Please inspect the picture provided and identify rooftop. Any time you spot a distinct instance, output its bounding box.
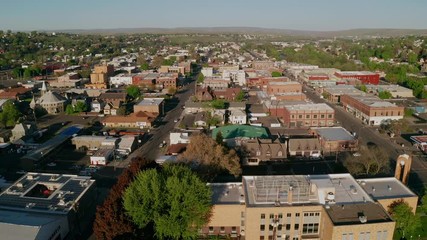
[0,172,94,214]
[357,177,416,200]
[312,127,356,141]
[325,202,392,225]
[349,95,399,108]
[242,174,373,207]
[211,125,269,139]
[336,71,378,76]
[285,103,334,112]
[210,183,244,205]
[136,98,164,106]
[323,85,364,95]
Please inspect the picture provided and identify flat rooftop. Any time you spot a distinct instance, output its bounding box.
[242,174,373,207]
[284,103,334,111]
[268,81,301,86]
[357,177,416,200]
[210,183,244,205]
[336,71,378,76]
[0,173,94,214]
[349,95,398,108]
[312,127,355,141]
[324,85,364,95]
[325,202,392,225]
[136,98,164,106]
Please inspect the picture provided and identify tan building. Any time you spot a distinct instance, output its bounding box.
[252,61,275,70]
[101,111,157,128]
[86,64,114,89]
[310,127,358,153]
[202,173,417,240]
[133,98,164,115]
[158,65,185,75]
[341,94,404,126]
[282,103,335,128]
[267,81,302,95]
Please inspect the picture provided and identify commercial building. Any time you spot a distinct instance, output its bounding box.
[86,64,114,89]
[90,148,114,165]
[282,103,335,128]
[0,173,96,240]
[267,81,302,95]
[202,173,417,240]
[334,71,380,85]
[341,94,404,126]
[222,70,246,86]
[211,125,270,147]
[322,85,364,103]
[110,73,134,86]
[101,111,157,128]
[158,65,185,75]
[252,61,275,70]
[366,85,414,98]
[133,98,165,115]
[310,127,358,153]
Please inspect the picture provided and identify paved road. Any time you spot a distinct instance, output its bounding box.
[112,80,196,168]
[303,85,427,190]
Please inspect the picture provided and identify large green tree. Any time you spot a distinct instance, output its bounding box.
[378,90,392,99]
[123,165,212,240]
[0,100,21,127]
[388,200,421,239]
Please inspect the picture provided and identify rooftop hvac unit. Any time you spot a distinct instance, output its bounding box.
[359,215,368,223]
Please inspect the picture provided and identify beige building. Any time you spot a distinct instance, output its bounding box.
[133,98,164,115]
[202,174,417,240]
[86,64,114,89]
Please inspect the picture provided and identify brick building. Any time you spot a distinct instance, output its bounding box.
[280,103,335,128]
[340,94,404,126]
[267,81,302,95]
[334,71,380,85]
[133,98,164,115]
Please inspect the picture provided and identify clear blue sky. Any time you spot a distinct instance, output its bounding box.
[1,0,426,31]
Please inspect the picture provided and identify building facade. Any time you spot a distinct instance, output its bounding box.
[282,103,335,128]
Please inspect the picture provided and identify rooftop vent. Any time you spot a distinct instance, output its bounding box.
[350,185,358,194]
[274,200,281,207]
[359,215,368,223]
[372,186,376,192]
[26,203,35,208]
[388,185,392,191]
[27,175,34,180]
[50,174,60,181]
[16,182,24,188]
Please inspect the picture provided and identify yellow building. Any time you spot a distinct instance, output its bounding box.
[203,174,417,240]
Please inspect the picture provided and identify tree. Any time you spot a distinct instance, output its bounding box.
[197,73,204,83]
[126,85,141,99]
[235,90,245,102]
[356,84,367,92]
[388,200,421,239]
[271,71,282,77]
[344,145,389,176]
[116,106,126,116]
[140,63,150,70]
[179,134,241,178]
[65,105,74,115]
[0,101,21,127]
[210,99,226,109]
[94,158,155,240]
[74,101,88,113]
[378,90,392,99]
[168,87,177,95]
[123,165,212,240]
[215,131,223,145]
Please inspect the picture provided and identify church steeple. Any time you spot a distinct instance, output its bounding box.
[41,81,48,95]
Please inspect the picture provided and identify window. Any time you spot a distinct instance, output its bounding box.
[261,214,265,219]
[315,213,320,216]
[291,115,295,119]
[278,151,283,157]
[286,224,291,230]
[256,151,261,156]
[328,114,332,118]
[377,230,388,240]
[321,114,325,118]
[260,225,265,231]
[269,225,274,231]
[287,213,291,217]
[277,224,282,231]
[294,224,299,230]
[302,223,319,234]
[313,115,317,119]
[209,226,214,233]
[306,114,310,119]
[359,232,370,240]
[296,213,300,217]
[260,237,265,240]
[220,227,225,233]
[299,115,303,119]
[270,214,274,219]
[278,213,283,219]
[231,227,237,233]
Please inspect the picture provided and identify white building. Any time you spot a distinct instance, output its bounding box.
[110,73,134,86]
[201,67,213,77]
[90,148,114,165]
[170,132,190,145]
[117,136,138,156]
[0,173,95,240]
[229,109,247,124]
[222,70,246,86]
[91,99,105,113]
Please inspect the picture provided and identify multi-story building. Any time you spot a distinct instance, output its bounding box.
[334,71,380,85]
[222,70,246,86]
[241,138,287,165]
[202,173,417,240]
[86,64,114,89]
[229,109,247,124]
[322,85,364,103]
[201,67,214,77]
[0,173,96,240]
[158,65,185,75]
[110,73,135,86]
[340,94,404,126]
[267,81,302,95]
[281,103,335,128]
[202,78,230,90]
[310,127,358,153]
[365,84,414,98]
[252,61,275,70]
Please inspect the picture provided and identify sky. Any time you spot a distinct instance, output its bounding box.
[1,0,426,31]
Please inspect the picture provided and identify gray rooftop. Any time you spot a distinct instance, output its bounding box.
[136,98,164,106]
[312,127,356,141]
[357,177,416,200]
[210,183,244,205]
[0,173,94,214]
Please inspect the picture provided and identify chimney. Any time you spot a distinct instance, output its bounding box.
[288,186,293,204]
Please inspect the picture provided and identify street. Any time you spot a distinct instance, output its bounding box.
[303,85,427,190]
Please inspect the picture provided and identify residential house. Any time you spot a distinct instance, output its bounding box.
[0,87,32,100]
[241,138,287,165]
[229,109,247,124]
[170,132,191,145]
[91,99,105,113]
[214,87,242,101]
[194,112,208,127]
[211,125,270,147]
[98,92,127,115]
[288,138,321,158]
[195,87,214,101]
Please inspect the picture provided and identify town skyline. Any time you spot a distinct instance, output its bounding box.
[1,0,427,31]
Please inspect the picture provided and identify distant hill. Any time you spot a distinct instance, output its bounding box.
[50,27,427,37]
